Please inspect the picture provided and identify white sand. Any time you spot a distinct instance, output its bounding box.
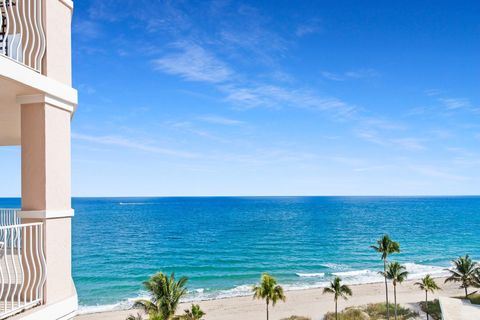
[75,277,463,320]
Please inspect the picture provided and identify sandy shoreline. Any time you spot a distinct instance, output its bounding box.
[75,277,464,320]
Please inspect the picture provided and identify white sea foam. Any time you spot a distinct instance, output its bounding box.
[296,272,325,278]
[332,269,383,284]
[320,263,350,271]
[78,300,132,314]
[77,293,150,314]
[403,263,450,279]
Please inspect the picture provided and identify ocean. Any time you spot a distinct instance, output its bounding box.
[1,196,479,312]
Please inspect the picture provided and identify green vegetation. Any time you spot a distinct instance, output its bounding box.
[281,316,311,320]
[414,275,440,320]
[323,303,418,320]
[180,304,206,320]
[371,234,400,320]
[323,277,353,320]
[467,293,480,305]
[128,272,189,320]
[455,293,480,305]
[419,299,441,320]
[126,314,144,320]
[445,255,478,298]
[324,308,369,320]
[253,273,286,320]
[381,262,408,320]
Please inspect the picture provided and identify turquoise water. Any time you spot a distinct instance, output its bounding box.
[1,197,480,311]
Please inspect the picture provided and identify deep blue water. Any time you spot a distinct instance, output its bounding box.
[1,196,480,310]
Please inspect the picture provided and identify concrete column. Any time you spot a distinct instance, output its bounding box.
[19,99,76,305]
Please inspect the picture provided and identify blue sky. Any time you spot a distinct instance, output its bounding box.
[2,0,480,196]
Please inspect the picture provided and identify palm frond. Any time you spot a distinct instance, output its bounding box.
[133,299,158,314]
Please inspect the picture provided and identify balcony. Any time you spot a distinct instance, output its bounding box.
[0,0,46,73]
[0,209,47,319]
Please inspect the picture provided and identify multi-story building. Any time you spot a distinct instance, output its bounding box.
[0,0,77,319]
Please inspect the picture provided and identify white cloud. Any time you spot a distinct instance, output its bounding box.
[73,20,102,39]
[78,84,96,95]
[222,84,356,118]
[296,19,322,37]
[198,115,244,126]
[321,72,345,81]
[354,165,393,172]
[409,165,469,181]
[424,89,442,96]
[72,133,197,158]
[392,138,426,151]
[439,98,471,110]
[321,69,379,81]
[354,129,386,146]
[153,42,233,83]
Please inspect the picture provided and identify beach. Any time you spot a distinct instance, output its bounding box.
[75,277,463,320]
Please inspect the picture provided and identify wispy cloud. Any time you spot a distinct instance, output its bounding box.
[439,98,471,110]
[222,84,357,118]
[354,129,427,151]
[409,165,469,181]
[354,129,386,146]
[391,138,426,151]
[321,69,379,81]
[72,133,197,158]
[73,20,102,39]
[429,129,453,139]
[354,165,394,172]
[424,89,442,96]
[198,115,244,126]
[216,4,288,63]
[153,42,233,83]
[296,19,322,37]
[168,121,229,143]
[78,84,96,95]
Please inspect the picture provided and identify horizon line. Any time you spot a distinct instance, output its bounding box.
[1,194,480,199]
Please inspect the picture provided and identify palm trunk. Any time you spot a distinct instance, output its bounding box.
[425,290,429,320]
[266,300,269,320]
[465,286,468,298]
[384,259,390,320]
[394,284,397,320]
[335,299,338,320]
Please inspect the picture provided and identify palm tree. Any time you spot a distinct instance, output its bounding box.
[445,255,478,298]
[323,277,353,320]
[474,268,480,288]
[371,234,400,320]
[253,273,286,320]
[381,262,408,320]
[415,275,440,320]
[133,272,188,320]
[183,304,206,320]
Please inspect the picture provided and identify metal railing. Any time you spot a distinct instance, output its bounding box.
[0,218,46,318]
[0,0,46,72]
[0,209,20,228]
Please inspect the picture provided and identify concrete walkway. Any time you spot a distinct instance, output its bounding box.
[439,297,480,320]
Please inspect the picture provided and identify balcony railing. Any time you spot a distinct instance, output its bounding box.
[0,0,46,72]
[0,209,46,319]
[0,209,20,228]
